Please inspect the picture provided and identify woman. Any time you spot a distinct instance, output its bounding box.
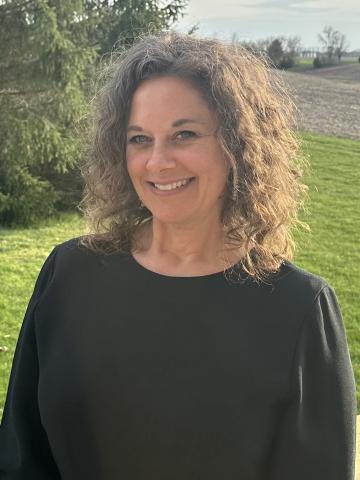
[0,33,356,479]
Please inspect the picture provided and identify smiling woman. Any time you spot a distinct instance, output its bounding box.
[79,33,308,279]
[0,33,356,480]
[125,75,230,266]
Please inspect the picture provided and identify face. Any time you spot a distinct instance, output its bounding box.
[126,76,229,227]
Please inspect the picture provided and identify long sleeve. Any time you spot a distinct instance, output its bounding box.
[1,240,357,479]
[269,285,356,479]
[0,248,61,479]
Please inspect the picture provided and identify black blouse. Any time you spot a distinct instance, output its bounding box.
[0,238,356,479]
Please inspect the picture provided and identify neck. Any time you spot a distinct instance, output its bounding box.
[151,216,226,260]
[132,215,242,276]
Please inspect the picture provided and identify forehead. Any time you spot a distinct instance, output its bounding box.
[128,76,215,124]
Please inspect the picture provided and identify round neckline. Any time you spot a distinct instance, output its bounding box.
[129,252,243,280]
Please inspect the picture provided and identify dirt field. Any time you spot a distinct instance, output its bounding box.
[297,63,360,83]
[281,64,360,140]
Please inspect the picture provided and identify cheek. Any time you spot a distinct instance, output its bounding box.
[207,153,230,182]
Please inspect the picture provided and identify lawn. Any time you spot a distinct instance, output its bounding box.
[294,132,360,408]
[0,131,359,417]
[0,212,85,417]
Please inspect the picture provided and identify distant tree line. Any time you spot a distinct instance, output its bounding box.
[0,0,186,226]
[233,25,349,70]
[315,25,349,67]
[234,34,302,69]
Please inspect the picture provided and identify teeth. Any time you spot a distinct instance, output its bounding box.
[154,178,191,191]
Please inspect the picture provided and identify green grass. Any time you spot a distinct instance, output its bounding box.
[289,56,359,72]
[289,57,315,72]
[341,56,360,64]
[0,132,359,416]
[294,133,360,407]
[0,213,84,417]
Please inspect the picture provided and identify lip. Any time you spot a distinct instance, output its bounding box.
[147,177,196,195]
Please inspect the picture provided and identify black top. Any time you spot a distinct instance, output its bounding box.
[0,238,356,480]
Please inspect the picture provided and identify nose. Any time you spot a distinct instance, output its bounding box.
[146,139,176,173]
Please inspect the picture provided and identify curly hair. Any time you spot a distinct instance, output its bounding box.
[79,32,308,281]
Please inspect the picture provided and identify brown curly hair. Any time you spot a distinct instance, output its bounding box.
[79,32,307,281]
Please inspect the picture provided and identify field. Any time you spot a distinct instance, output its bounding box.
[296,63,360,82]
[289,56,359,73]
[282,63,360,140]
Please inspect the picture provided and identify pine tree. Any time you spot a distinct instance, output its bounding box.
[0,0,186,225]
[267,38,284,68]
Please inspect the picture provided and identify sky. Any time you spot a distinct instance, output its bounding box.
[175,0,360,51]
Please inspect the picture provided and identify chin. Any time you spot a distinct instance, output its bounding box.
[150,209,197,226]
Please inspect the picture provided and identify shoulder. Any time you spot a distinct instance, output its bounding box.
[50,236,130,277]
[273,261,328,294]
[53,235,121,259]
[262,261,332,317]
[54,236,92,257]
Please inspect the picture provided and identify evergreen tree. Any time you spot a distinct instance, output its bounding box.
[266,38,284,68]
[83,0,186,54]
[0,0,95,224]
[0,0,186,226]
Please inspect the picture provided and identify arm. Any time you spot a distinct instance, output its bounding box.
[0,248,61,479]
[269,286,356,480]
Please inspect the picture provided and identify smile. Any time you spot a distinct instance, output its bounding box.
[151,178,195,191]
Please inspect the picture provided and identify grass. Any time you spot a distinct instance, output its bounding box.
[289,57,315,72]
[288,56,359,72]
[341,56,360,64]
[294,132,360,407]
[0,213,84,417]
[0,132,359,417]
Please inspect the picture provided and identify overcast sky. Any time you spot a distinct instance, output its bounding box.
[175,0,360,50]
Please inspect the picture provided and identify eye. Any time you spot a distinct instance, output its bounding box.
[127,135,151,144]
[174,130,198,140]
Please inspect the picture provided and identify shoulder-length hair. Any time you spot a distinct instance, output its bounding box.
[79,32,307,281]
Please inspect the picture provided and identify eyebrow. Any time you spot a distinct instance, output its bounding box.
[127,118,206,133]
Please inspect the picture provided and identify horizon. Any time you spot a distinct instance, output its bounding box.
[175,0,360,51]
